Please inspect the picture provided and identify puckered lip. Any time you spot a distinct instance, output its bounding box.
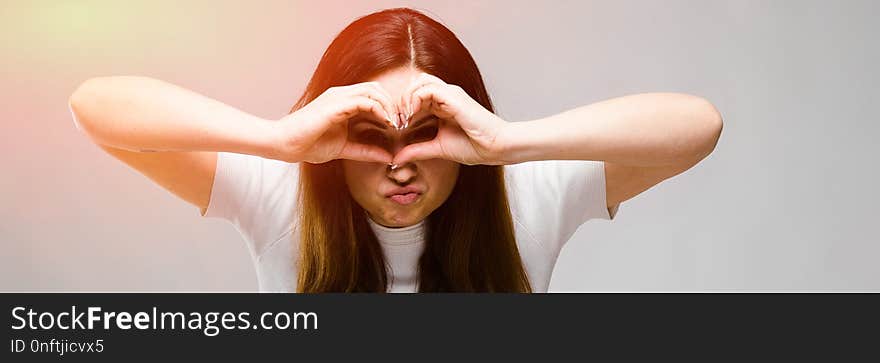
[383,185,424,197]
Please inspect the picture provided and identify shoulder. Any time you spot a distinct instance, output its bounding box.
[207,152,300,255]
[503,159,606,200]
[502,160,613,252]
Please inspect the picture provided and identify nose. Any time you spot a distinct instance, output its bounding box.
[387,162,417,185]
[385,132,417,184]
[388,131,407,156]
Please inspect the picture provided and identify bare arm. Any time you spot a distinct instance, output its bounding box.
[69,76,399,215]
[388,74,723,214]
[502,92,723,208]
[69,76,274,155]
[68,76,275,214]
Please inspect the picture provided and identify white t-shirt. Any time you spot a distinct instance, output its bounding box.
[200,152,619,292]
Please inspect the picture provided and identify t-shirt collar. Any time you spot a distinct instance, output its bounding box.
[366,214,426,246]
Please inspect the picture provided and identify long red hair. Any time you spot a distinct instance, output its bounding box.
[290,8,531,292]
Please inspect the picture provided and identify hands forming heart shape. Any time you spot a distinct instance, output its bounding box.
[269,72,511,166]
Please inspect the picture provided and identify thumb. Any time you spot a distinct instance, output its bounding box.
[339,142,393,164]
[393,140,445,165]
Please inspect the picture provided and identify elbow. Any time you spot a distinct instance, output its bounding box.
[68,77,102,132]
[69,77,103,108]
[688,95,723,161]
[68,77,120,139]
[68,82,89,133]
[69,76,118,110]
[69,76,134,110]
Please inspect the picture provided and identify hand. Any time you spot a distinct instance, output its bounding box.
[267,82,400,164]
[393,73,511,166]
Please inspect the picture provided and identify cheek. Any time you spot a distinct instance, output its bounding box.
[342,160,384,199]
[420,160,460,196]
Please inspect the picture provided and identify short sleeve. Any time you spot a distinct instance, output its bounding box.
[504,160,619,253]
[201,152,299,256]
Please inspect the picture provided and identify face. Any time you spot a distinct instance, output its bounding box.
[342,67,460,228]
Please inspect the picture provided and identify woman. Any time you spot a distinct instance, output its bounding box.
[68,8,722,292]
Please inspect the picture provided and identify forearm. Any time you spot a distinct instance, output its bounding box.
[68,76,274,157]
[501,92,723,166]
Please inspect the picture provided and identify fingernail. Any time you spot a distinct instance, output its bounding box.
[390,163,400,170]
[385,111,393,123]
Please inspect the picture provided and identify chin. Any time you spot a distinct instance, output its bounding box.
[376,208,426,228]
[382,216,418,228]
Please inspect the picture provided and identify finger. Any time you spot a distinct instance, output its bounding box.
[401,73,446,124]
[400,76,429,122]
[339,142,394,163]
[392,140,446,165]
[354,82,398,128]
[365,82,400,128]
[336,83,396,127]
[411,84,456,123]
[331,95,388,126]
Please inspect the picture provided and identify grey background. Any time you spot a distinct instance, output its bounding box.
[2,0,877,291]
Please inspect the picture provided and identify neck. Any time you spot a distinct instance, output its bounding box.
[366,216,426,246]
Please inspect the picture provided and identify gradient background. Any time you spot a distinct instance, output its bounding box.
[2,0,878,291]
